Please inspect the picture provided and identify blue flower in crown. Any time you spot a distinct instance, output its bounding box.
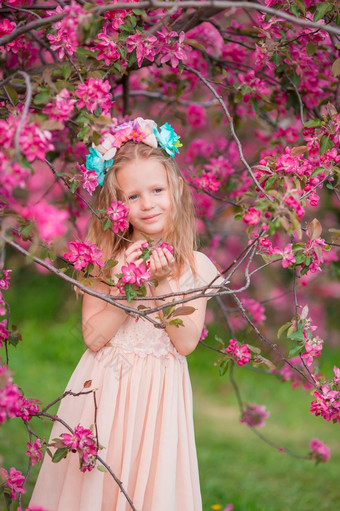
[86,147,113,186]
[153,122,182,158]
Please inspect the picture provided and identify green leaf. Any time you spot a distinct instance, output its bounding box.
[250,97,259,114]
[168,318,184,327]
[288,344,302,358]
[128,50,137,67]
[97,465,107,472]
[319,135,333,155]
[34,91,51,105]
[303,119,322,128]
[103,218,112,231]
[52,447,69,463]
[313,2,333,22]
[124,283,135,302]
[219,358,230,376]
[70,180,79,193]
[4,85,18,106]
[311,166,325,178]
[61,64,71,79]
[104,259,118,270]
[264,175,276,190]
[277,321,291,339]
[306,41,317,57]
[132,8,145,15]
[272,53,281,66]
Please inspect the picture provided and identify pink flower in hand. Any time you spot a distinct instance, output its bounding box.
[106,200,129,233]
[121,263,150,286]
[309,438,330,463]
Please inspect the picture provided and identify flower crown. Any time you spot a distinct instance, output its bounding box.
[85,117,182,186]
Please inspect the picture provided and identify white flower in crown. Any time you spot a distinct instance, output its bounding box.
[93,133,117,161]
[135,117,158,148]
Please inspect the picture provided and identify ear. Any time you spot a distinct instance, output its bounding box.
[178,176,184,196]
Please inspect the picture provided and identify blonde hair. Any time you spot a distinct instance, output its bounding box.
[86,141,197,277]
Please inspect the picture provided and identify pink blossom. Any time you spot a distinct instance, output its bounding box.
[310,385,340,422]
[157,29,189,68]
[77,163,98,195]
[106,200,129,233]
[272,243,296,268]
[75,78,113,116]
[199,327,208,341]
[16,396,40,421]
[309,438,330,463]
[0,269,11,290]
[243,207,261,225]
[25,439,43,466]
[63,240,104,271]
[301,342,323,367]
[42,88,75,123]
[225,338,251,366]
[119,262,150,287]
[21,200,69,243]
[241,403,270,427]
[1,467,25,499]
[187,104,206,128]
[0,365,23,423]
[333,366,340,385]
[157,242,174,255]
[193,171,221,192]
[104,8,129,30]
[61,424,98,472]
[94,32,120,66]
[0,319,9,347]
[277,357,315,391]
[125,33,158,67]
[46,1,85,60]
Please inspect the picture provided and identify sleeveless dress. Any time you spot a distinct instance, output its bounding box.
[30,251,220,511]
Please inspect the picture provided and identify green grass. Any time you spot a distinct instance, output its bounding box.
[1,267,340,510]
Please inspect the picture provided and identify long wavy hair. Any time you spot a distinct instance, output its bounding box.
[86,141,197,278]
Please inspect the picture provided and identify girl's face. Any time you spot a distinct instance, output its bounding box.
[116,158,172,241]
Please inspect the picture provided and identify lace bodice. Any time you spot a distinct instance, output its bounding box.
[106,251,221,363]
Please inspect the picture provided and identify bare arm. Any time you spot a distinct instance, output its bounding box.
[82,243,143,352]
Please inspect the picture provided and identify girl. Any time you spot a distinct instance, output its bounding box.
[30,118,221,511]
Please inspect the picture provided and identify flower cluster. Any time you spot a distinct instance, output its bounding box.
[309,438,330,464]
[86,118,181,187]
[277,357,315,391]
[116,262,151,295]
[1,466,25,499]
[61,424,98,472]
[240,403,270,427]
[25,438,43,466]
[225,338,251,366]
[106,200,129,233]
[310,384,340,423]
[0,365,22,423]
[21,200,69,243]
[63,240,104,271]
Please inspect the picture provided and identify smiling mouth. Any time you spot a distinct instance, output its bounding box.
[143,214,160,221]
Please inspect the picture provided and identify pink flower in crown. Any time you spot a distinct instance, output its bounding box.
[1,467,25,499]
[63,240,104,271]
[309,438,330,463]
[272,243,296,268]
[106,200,129,233]
[241,403,270,427]
[25,439,43,466]
[243,207,261,225]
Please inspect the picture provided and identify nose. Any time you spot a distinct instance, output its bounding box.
[141,194,153,210]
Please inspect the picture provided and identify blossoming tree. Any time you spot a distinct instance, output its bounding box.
[1,0,340,508]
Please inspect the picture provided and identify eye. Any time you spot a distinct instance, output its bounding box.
[154,188,163,193]
[128,194,138,201]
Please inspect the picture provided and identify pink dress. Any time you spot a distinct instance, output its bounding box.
[30,252,220,511]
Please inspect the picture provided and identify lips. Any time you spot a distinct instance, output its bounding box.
[142,214,160,221]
